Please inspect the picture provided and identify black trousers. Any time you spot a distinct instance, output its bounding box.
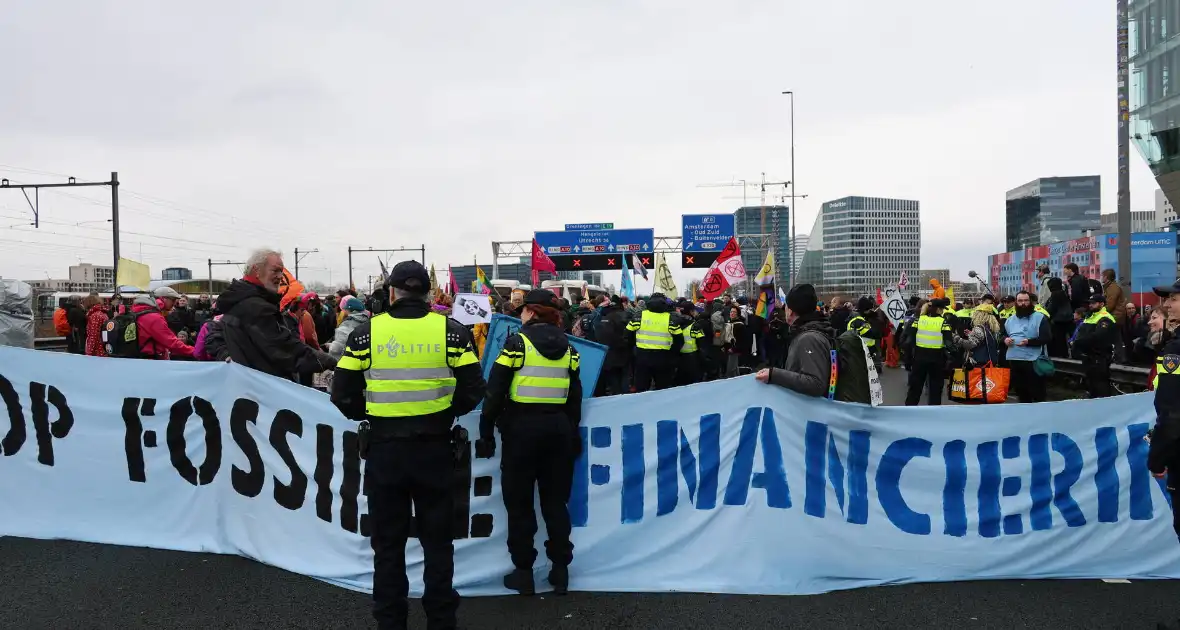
[675,353,702,386]
[501,425,575,571]
[595,366,628,397]
[1009,360,1047,403]
[366,440,458,630]
[1084,357,1112,398]
[906,359,944,406]
[634,352,675,392]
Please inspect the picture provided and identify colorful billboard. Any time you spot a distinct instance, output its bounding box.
[987,232,1177,305]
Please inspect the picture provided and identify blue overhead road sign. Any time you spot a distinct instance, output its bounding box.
[682,214,735,251]
[535,228,655,256]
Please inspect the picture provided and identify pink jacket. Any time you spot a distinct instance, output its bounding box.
[132,297,194,359]
[193,315,222,361]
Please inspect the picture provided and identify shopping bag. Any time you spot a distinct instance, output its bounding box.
[950,363,1010,404]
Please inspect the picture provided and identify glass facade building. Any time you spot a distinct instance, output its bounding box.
[1130,0,1180,205]
[1004,176,1102,252]
[732,205,789,287]
[820,196,920,299]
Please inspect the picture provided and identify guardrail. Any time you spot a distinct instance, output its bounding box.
[33,337,68,352]
[1050,356,1151,393]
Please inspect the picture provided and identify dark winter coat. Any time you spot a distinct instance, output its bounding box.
[595,304,632,370]
[767,312,834,397]
[1068,273,1091,311]
[210,279,334,380]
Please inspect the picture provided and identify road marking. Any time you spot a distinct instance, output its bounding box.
[1102,578,1131,583]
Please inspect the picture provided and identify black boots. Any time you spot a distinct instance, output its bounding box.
[503,569,535,595]
[503,566,569,595]
[548,565,569,595]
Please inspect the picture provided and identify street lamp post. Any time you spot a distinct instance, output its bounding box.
[782,91,797,287]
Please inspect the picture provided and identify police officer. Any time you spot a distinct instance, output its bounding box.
[626,292,683,391]
[476,289,581,596]
[331,260,486,630]
[1071,293,1117,398]
[674,299,705,386]
[1147,278,1180,541]
[905,298,954,406]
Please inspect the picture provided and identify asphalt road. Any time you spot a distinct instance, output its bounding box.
[1,536,1177,630]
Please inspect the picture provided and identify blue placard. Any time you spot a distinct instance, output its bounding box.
[565,222,614,231]
[534,228,655,256]
[682,214,735,251]
[480,313,604,397]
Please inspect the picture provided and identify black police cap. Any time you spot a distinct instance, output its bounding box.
[524,288,557,306]
[1154,278,1180,298]
[929,298,951,309]
[387,260,430,293]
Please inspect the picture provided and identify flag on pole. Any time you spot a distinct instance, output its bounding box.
[700,237,745,301]
[946,285,957,308]
[377,258,389,284]
[115,258,151,291]
[753,251,776,318]
[653,252,677,296]
[620,253,636,301]
[473,267,493,295]
[448,265,459,296]
[429,264,440,294]
[632,254,649,281]
[531,239,556,287]
[898,270,909,292]
[693,282,702,304]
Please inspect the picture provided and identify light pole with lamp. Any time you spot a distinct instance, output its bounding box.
[782,91,798,287]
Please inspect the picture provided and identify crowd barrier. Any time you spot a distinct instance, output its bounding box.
[1,346,1178,596]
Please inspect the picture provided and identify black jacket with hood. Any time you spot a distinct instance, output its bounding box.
[595,303,632,369]
[480,320,583,442]
[210,279,334,379]
[768,311,834,398]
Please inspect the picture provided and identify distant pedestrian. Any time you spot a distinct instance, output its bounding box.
[82,295,109,357]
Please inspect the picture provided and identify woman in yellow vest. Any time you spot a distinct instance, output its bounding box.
[478,289,582,596]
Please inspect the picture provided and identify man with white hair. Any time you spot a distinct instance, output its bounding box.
[206,248,336,379]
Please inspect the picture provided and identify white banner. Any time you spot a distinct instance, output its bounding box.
[881,284,908,328]
[452,294,493,326]
[3,347,1180,597]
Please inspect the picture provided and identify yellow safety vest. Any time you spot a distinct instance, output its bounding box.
[681,322,704,354]
[915,315,949,349]
[1083,308,1116,326]
[848,315,875,347]
[501,333,576,404]
[349,312,456,418]
[1034,305,1051,318]
[633,311,675,351]
[1156,354,1180,390]
[999,307,1015,320]
[956,308,974,319]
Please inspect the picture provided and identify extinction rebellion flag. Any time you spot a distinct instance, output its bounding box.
[701,237,745,301]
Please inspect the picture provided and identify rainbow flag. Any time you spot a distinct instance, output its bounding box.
[473,267,492,295]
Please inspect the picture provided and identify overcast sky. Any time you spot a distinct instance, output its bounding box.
[0,0,1160,293]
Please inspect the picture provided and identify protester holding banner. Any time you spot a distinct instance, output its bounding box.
[332,260,485,630]
[210,249,336,380]
[478,288,581,596]
[905,298,955,406]
[756,284,834,398]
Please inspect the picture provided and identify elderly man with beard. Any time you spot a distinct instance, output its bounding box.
[1002,290,1053,403]
[208,248,336,380]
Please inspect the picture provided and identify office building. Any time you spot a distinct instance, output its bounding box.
[68,263,114,290]
[789,233,809,277]
[1101,210,1157,234]
[988,232,1178,305]
[820,196,920,298]
[556,270,604,286]
[796,213,826,291]
[1005,176,1101,251]
[732,205,789,287]
[161,267,193,281]
[1158,189,1178,229]
[1130,9,1180,209]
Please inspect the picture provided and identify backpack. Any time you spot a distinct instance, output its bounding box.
[103,309,151,358]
